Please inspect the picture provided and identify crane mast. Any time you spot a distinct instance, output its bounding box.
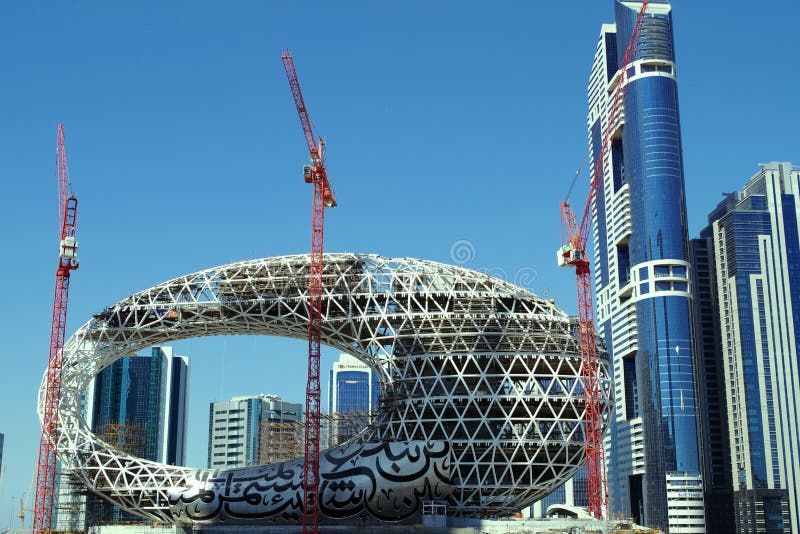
[282,49,336,534]
[558,0,649,519]
[33,124,79,534]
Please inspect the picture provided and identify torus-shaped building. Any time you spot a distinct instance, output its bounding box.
[42,254,611,526]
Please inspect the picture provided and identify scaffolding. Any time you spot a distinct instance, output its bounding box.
[327,410,374,447]
[96,424,147,457]
[85,424,148,527]
[259,422,303,464]
[258,410,378,464]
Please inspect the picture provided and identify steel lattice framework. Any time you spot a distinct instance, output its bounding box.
[41,253,611,522]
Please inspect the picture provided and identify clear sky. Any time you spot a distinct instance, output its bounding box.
[0,0,798,528]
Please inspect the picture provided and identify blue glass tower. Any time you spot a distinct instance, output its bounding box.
[589,2,704,531]
[331,370,379,413]
[692,162,800,533]
[87,346,189,525]
[92,346,188,464]
[328,353,380,445]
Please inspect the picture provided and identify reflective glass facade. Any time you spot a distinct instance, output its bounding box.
[88,346,188,525]
[590,2,704,531]
[328,354,380,445]
[333,370,379,414]
[692,162,800,533]
[92,352,160,457]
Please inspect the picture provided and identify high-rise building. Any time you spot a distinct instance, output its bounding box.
[692,162,800,533]
[588,2,705,531]
[85,346,189,525]
[92,346,189,464]
[207,394,302,469]
[690,214,735,533]
[327,353,380,446]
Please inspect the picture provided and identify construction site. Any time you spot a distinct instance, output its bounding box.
[12,1,707,534]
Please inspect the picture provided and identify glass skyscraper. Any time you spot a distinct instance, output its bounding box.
[690,225,735,533]
[91,346,189,463]
[692,162,800,533]
[588,2,704,531]
[86,346,189,525]
[327,353,380,446]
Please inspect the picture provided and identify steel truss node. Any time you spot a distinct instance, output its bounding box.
[41,253,611,523]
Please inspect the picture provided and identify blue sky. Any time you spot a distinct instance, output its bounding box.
[0,0,798,527]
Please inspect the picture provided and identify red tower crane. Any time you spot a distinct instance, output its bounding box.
[281,49,336,534]
[558,1,649,519]
[32,124,79,534]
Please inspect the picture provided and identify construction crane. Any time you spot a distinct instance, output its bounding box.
[558,1,649,519]
[32,124,79,534]
[281,49,337,534]
[17,494,27,532]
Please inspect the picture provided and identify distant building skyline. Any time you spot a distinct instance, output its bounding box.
[588,1,705,532]
[692,162,800,533]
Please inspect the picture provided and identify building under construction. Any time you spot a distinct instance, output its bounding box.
[49,254,608,526]
[258,409,377,465]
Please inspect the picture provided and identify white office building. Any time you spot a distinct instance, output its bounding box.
[207,394,302,469]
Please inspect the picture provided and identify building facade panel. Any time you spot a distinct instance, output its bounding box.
[690,232,736,533]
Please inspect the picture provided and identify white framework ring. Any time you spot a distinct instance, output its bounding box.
[42,253,611,523]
